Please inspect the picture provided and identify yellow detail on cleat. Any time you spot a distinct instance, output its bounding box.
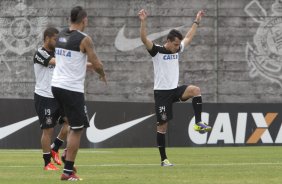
[161,159,173,166]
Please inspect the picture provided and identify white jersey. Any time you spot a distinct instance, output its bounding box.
[34,47,55,98]
[51,28,87,93]
[148,41,185,90]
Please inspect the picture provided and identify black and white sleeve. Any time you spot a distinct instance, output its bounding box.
[33,48,52,67]
[147,43,159,57]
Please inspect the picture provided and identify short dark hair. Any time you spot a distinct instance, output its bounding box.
[70,6,87,24]
[167,29,183,41]
[43,27,59,41]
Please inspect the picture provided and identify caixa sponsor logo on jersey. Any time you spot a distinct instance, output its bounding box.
[188,112,282,145]
[163,54,178,60]
[55,48,71,57]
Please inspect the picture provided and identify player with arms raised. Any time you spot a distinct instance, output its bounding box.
[138,9,212,166]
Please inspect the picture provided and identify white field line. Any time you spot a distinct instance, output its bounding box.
[0,162,281,168]
[190,162,282,166]
[0,150,113,154]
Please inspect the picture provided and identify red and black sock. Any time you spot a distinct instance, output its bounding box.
[43,152,51,166]
[63,160,74,175]
[51,137,64,152]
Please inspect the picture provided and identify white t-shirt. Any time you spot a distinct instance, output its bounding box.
[148,41,184,90]
[51,29,87,93]
[34,47,55,98]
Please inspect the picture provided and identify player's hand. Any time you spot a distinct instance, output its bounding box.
[195,10,205,22]
[138,9,147,21]
[99,75,107,85]
[86,62,95,72]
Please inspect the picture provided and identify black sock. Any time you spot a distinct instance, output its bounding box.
[51,137,64,152]
[64,161,74,175]
[43,152,51,166]
[192,96,202,124]
[157,132,167,161]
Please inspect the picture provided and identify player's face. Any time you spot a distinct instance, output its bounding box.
[167,37,181,53]
[47,34,57,51]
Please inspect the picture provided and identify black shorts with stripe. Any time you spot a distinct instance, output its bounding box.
[34,93,62,129]
[51,86,89,130]
[154,85,187,124]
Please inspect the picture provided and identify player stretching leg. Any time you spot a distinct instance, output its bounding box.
[138,9,211,166]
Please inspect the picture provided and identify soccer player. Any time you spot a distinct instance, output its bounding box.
[138,9,212,166]
[34,27,69,170]
[51,6,106,181]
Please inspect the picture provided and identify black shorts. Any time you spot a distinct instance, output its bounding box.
[34,93,61,129]
[52,86,89,130]
[154,85,187,124]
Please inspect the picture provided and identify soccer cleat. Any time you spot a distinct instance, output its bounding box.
[44,162,59,170]
[193,122,212,133]
[161,159,174,167]
[51,150,62,165]
[61,173,83,181]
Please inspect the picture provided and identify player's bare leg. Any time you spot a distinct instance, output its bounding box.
[57,120,69,140]
[51,121,69,165]
[61,128,83,179]
[66,129,83,161]
[60,122,77,173]
[42,128,59,170]
[180,85,200,100]
[42,128,53,154]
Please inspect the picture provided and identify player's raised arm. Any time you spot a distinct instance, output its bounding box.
[182,10,204,47]
[138,9,153,50]
[81,36,107,84]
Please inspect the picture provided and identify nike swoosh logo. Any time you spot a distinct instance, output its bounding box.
[86,113,154,143]
[0,116,38,139]
[114,24,186,51]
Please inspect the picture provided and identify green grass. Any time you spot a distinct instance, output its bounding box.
[0,147,282,183]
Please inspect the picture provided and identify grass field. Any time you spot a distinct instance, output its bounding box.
[0,147,282,184]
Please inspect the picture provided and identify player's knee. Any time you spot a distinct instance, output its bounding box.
[157,122,168,133]
[191,86,201,96]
